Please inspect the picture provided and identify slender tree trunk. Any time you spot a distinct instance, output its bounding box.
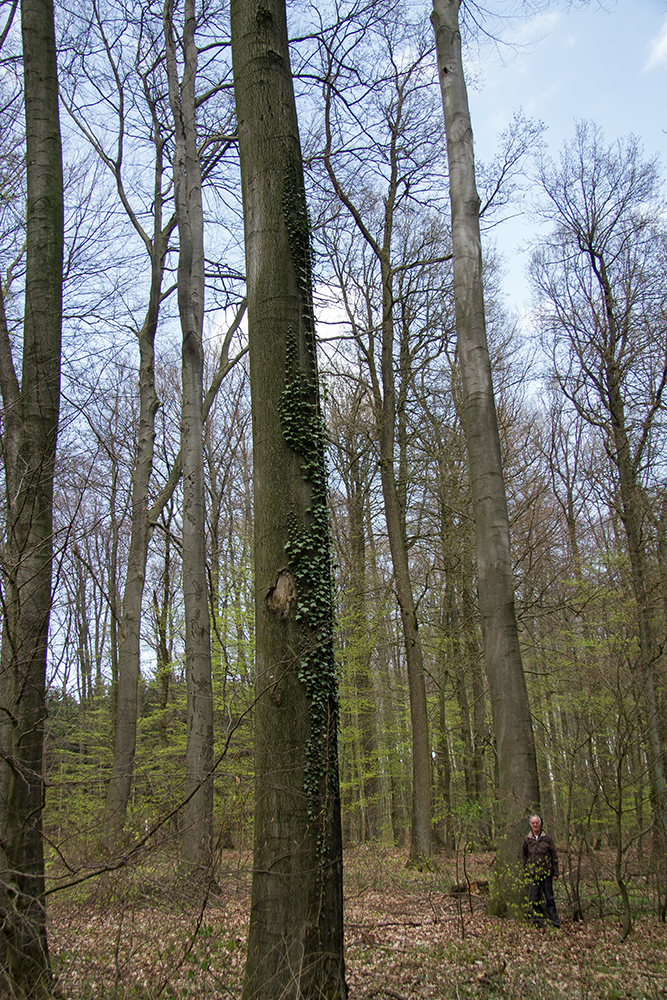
[431,0,540,904]
[367,521,405,846]
[323,79,433,861]
[606,363,667,849]
[658,495,667,618]
[108,462,120,718]
[153,532,174,750]
[350,479,377,842]
[0,0,63,991]
[449,587,474,798]
[231,0,345,994]
[379,471,432,860]
[99,32,178,841]
[103,241,165,847]
[374,253,432,861]
[436,660,454,852]
[164,0,214,873]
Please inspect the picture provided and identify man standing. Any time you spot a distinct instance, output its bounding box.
[522,814,561,927]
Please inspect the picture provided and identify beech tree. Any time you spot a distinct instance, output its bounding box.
[327,381,379,842]
[230,0,345,993]
[431,0,540,902]
[318,20,449,861]
[531,121,667,848]
[61,2,180,847]
[164,0,215,874]
[62,0,243,849]
[0,0,63,992]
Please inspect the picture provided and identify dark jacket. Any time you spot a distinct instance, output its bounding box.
[522,831,559,880]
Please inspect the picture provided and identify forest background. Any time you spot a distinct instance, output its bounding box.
[1,0,667,997]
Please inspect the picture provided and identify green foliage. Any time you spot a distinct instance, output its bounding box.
[282,158,315,333]
[279,330,339,823]
[44,691,113,851]
[278,154,341,831]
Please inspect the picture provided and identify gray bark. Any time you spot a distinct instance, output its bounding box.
[378,305,433,861]
[164,0,214,872]
[63,6,180,847]
[103,212,174,849]
[230,0,345,994]
[431,0,540,893]
[348,423,377,842]
[0,0,63,991]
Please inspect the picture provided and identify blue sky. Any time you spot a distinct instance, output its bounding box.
[466,0,667,309]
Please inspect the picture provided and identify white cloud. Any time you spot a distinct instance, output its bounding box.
[644,15,667,70]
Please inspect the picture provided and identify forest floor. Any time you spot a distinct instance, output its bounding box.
[48,846,667,999]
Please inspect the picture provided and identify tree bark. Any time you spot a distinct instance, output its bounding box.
[103,223,170,848]
[0,0,63,991]
[348,427,377,842]
[431,0,540,901]
[231,0,346,994]
[379,322,433,862]
[164,0,214,873]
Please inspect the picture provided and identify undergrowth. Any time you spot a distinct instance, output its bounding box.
[47,847,667,999]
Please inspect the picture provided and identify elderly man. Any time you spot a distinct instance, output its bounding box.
[522,814,561,927]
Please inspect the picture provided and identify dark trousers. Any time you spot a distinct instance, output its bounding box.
[529,875,560,927]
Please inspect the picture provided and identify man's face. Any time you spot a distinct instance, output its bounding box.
[530,817,541,836]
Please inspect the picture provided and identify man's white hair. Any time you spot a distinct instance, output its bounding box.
[529,814,542,824]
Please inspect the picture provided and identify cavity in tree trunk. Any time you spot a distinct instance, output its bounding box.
[431,0,540,905]
[230,0,345,994]
[0,0,63,991]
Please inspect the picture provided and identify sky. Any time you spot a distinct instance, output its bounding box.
[465,0,667,312]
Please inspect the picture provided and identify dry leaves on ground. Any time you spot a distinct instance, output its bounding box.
[48,848,667,999]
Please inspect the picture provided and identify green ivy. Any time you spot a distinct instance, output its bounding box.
[279,332,339,826]
[279,162,339,830]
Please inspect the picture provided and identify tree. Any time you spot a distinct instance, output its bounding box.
[431,0,540,903]
[164,0,214,874]
[327,380,380,843]
[531,121,667,849]
[0,0,63,992]
[62,0,242,849]
[230,0,346,993]
[318,19,449,861]
[61,0,180,846]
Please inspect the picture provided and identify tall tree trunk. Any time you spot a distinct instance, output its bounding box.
[367,517,406,846]
[436,658,454,852]
[348,445,377,842]
[0,0,63,991]
[164,0,214,873]
[231,0,345,994]
[605,357,667,849]
[376,284,433,860]
[431,0,540,905]
[103,235,167,847]
[96,19,178,843]
[323,94,433,862]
